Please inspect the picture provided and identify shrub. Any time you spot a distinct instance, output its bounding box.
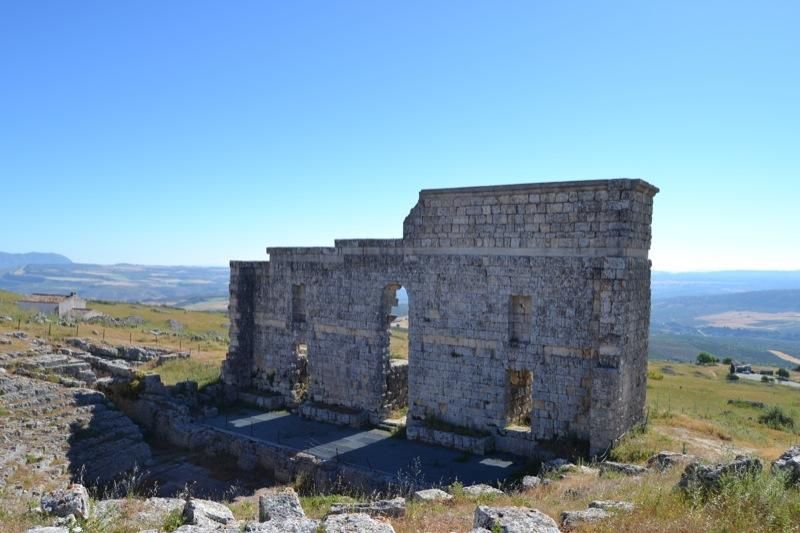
[722,357,733,365]
[696,352,718,365]
[726,373,739,381]
[777,368,790,379]
[761,375,774,383]
[758,406,795,431]
[647,369,664,381]
[161,508,184,532]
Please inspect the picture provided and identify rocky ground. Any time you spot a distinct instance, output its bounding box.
[0,370,152,490]
[3,330,800,532]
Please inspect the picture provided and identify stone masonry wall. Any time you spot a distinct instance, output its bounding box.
[225,179,658,456]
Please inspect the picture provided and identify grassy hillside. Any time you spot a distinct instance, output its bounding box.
[649,331,800,367]
[0,289,228,386]
[0,263,228,306]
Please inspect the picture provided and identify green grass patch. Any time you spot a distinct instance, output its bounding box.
[299,494,359,519]
[389,328,408,360]
[148,358,221,388]
[160,508,184,532]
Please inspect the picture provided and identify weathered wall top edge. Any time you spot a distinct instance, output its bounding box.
[334,239,403,248]
[419,178,659,198]
[229,260,269,267]
[267,246,338,255]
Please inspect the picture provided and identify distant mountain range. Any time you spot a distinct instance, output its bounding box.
[0,252,72,272]
[0,255,228,308]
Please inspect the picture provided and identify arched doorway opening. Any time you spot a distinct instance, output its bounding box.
[381,283,408,426]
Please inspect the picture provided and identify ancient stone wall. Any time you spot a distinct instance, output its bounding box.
[224,179,658,456]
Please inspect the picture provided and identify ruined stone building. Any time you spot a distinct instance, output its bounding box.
[223,179,658,456]
[16,292,87,318]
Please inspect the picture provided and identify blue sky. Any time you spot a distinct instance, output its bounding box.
[1,1,797,271]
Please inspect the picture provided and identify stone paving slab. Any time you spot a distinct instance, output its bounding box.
[204,407,522,486]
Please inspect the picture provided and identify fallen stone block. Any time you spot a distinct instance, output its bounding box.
[244,518,320,532]
[412,488,453,501]
[646,451,696,471]
[40,484,90,520]
[474,506,561,533]
[259,489,305,521]
[322,512,395,532]
[460,484,504,497]
[521,475,543,489]
[599,461,648,476]
[328,497,405,518]
[183,498,236,528]
[561,507,611,529]
[588,500,634,512]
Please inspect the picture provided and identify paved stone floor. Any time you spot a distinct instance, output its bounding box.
[204,407,525,486]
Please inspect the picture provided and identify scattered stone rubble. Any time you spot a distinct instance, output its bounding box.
[678,455,763,492]
[771,445,800,484]
[65,337,189,365]
[0,335,190,386]
[645,451,697,471]
[27,486,401,533]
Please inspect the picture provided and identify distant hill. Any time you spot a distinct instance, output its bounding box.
[650,288,800,366]
[0,263,228,307]
[652,270,800,300]
[0,252,72,273]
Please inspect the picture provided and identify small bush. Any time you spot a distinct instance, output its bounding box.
[777,368,790,379]
[696,352,719,365]
[758,406,795,431]
[722,357,733,365]
[726,373,739,381]
[761,375,774,383]
[647,369,664,381]
[161,508,184,532]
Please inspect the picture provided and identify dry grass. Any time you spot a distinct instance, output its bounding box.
[389,328,408,360]
[0,288,228,382]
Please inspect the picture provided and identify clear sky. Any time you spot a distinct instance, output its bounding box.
[1,1,798,271]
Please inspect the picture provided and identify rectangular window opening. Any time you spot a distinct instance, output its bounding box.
[505,369,533,429]
[509,295,532,345]
[292,284,306,323]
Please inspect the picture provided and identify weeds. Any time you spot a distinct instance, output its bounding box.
[160,508,184,532]
[758,406,795,432]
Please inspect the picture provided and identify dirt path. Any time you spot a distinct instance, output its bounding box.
[665,427,755,460]
[768,349,800,366]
